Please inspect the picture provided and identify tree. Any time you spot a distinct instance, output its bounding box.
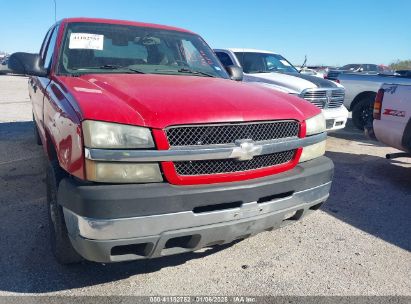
[389,59,411,70]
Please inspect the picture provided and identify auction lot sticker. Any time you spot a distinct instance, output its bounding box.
[69,33,104,50]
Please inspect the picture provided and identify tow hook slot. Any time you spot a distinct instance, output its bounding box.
[111,242,154,257]
[164,235,201,250]
[257,191,294,204]
[193,201,242,213]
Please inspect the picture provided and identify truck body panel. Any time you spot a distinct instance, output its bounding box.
[56,74,319,128]
[374,84,411,152]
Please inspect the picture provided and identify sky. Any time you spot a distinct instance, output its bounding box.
[0,0,410,66]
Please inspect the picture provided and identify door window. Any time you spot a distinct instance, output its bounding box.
[43,26,59,69]
[39,28,53,60]
[215,52,234,66]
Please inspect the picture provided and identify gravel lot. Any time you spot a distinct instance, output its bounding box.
[0,75,410,296]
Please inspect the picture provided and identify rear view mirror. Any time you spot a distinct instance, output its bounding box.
[8,52,47,77]
[225,65,243,81]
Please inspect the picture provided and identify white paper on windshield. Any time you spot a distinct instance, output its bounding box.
[280,59,291,66]
[69,33,104,50]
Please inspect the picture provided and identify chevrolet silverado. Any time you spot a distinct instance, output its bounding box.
[9,18,333,264]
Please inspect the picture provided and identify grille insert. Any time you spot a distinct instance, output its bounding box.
[166,121,299,147]
[174,150,295,176]
[303,89,345,109]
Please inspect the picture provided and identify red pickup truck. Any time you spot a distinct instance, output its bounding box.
[9,18,333,264]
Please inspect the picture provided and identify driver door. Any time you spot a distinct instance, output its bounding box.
[30,25,58,141]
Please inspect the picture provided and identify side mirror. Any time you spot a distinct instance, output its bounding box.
[225,65,243,81]
[8,52,47,77]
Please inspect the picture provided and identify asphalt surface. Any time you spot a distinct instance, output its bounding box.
[0,75,410,296]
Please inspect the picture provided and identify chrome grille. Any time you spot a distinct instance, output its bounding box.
[302,89,345,109]
[329,90,345,108]
[174,150,295,176]
[303,90,327,108]
[166,121,299,147]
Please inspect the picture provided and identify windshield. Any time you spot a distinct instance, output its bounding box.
[58,22,229,78]
[234,52,298,74]
[339,64,361,71]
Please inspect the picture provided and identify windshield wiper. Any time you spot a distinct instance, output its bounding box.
[155,68,216,78]
[72,65,145,74]
[177,68,216,77]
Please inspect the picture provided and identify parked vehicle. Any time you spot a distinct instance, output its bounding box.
[296,67,324,78]
[395,70,411,78]
[214,48,348,131]
[367,84,411,158]
[0,57,9,74]
[8,18,333,264]
[309,66,330,79]
[338,73,411,130]
[325,64,391,81]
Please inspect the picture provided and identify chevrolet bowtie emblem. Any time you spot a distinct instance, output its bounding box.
[231,139,262,161]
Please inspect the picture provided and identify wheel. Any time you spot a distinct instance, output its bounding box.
[352,96,375,130]
[33,114,42,146]
[46,160,82,264]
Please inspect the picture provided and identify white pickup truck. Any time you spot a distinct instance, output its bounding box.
[214,48,348,131]
[337,73,411,130]
[369,84,411,158]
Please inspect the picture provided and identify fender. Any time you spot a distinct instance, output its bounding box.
[43,80,85,179]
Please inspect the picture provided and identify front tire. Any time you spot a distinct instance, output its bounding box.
[46,160,82,264]
[352,96,375,130]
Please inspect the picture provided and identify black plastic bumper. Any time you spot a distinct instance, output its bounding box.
[61,156,334,262]
[58,156,334,219]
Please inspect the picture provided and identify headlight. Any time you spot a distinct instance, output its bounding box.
[305,113,326,136]
[85,160,163,183]
[82,120,154,149]
[300,113,327,162]
[299,141,326,163]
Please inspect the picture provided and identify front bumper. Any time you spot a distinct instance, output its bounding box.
[322,106,349,131]
[60,156,334,262]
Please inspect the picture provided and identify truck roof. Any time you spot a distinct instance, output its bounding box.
[61,17,195,34]
[220,48,280,55]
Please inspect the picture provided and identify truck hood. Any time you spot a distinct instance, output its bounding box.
[56,74,320,129]
[244,72,340,94]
